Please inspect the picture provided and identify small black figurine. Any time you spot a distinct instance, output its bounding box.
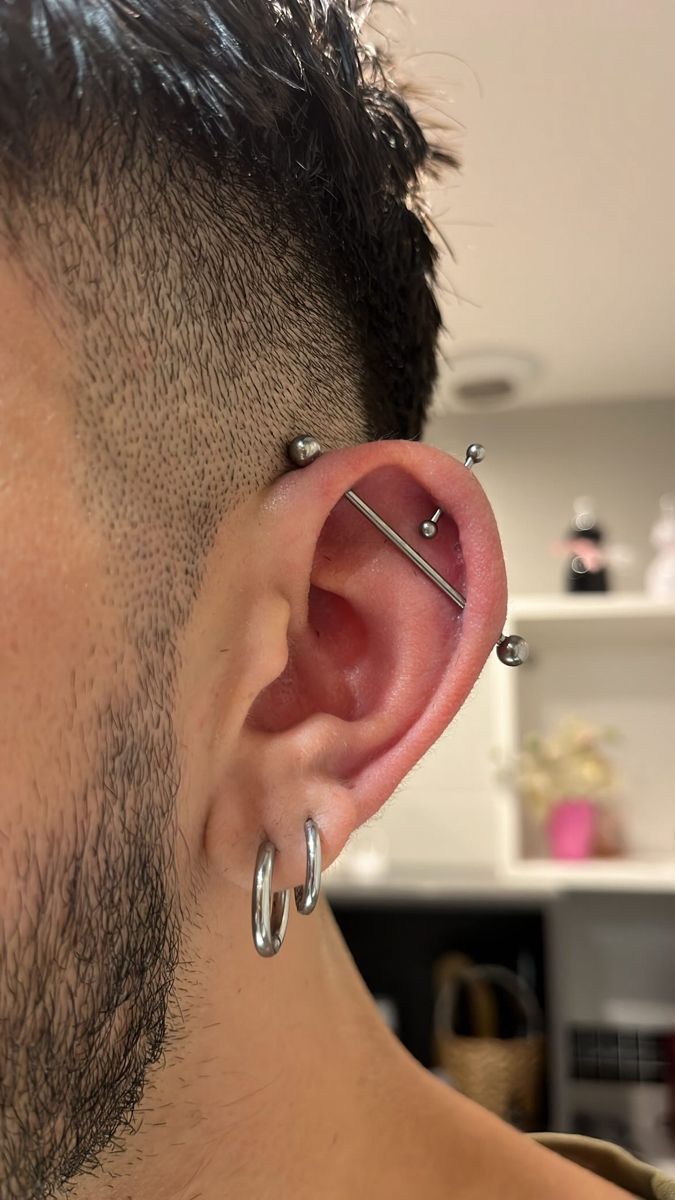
[562,496,610,593]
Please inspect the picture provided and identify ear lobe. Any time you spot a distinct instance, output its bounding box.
[223,440,507,891]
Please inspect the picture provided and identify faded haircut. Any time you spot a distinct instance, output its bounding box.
[0,1,456,638]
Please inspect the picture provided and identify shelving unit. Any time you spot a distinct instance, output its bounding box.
[487,594,675,1151]
[489,593,675,875]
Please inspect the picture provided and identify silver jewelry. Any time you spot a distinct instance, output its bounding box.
[252,818,323,955]
[252,840,290,957]
[294,817,322,915]
[419,442,485,539]
[287,434,529,667]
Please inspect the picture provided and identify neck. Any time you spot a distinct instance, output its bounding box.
[71,885,460,1200]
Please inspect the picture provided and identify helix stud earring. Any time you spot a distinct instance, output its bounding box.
[286,434,529,668]
[252,840,290,957]
[419,443,486,539]
[294,817,322,915]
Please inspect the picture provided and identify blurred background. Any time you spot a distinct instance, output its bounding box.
[327,0,675,1169]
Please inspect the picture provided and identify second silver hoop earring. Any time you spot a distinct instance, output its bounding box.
[295,817,322,915]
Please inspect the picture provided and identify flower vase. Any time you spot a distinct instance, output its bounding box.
[547,797,596,860]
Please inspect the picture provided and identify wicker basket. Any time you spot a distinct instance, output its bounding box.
[432,952,545,1129]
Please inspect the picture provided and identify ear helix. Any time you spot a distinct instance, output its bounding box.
[286,434,529,668]
[252,436,529,958]
[419,442,486,539]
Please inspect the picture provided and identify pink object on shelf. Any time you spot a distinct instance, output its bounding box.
[548,797,596,860]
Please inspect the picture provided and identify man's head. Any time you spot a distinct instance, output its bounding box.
[0,4,507,1198]
[0,0,453,635]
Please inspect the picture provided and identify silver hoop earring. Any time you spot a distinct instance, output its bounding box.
[294,817,322,915]
[252,840,290,957]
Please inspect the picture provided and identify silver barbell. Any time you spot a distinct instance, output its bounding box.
[286,435,528,667]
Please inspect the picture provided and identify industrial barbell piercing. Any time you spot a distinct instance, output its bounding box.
[419,443,486,540]
[286,435,529,668]
[419,508,443,540]
[464,442,486,470]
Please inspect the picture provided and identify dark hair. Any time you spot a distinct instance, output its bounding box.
[0,0,455,438]
[0,1,457,634]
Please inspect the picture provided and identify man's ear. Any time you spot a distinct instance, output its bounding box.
[198,438,507,892]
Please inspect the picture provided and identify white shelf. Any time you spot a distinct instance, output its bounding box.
[509,592,675,622]
[325,857,675,902]
[506,855,675,892]
[508,594,675,649]
[325,866,557,903]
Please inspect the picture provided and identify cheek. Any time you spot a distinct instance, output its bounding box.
[0,264,132,903]
[0,422,123,896]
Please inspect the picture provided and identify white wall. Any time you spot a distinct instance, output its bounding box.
[338,397,675,873]
[428,396,675,595]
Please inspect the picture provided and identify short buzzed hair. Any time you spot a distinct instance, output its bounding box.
[0,1,456,635]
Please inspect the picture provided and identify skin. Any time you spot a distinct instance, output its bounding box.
[0,254,632,1200]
